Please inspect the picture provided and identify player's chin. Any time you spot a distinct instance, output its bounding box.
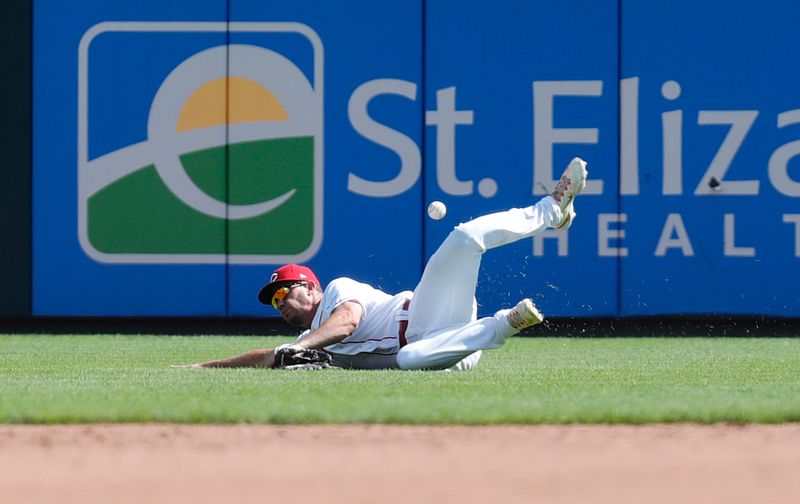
[281,311,304,327]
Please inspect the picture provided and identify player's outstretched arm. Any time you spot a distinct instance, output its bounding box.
[294,301,363,349]
[172,348,275,369]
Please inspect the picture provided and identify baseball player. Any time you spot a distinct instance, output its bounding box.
[179,157,588,371]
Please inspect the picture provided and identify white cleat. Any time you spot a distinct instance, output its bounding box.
[551,157,588,231]
[506,298,544,331]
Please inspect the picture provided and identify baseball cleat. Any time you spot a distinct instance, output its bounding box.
[506,298,544,331]
[551,157,588,231]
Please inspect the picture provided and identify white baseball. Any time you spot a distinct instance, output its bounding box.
[427,201,447,220]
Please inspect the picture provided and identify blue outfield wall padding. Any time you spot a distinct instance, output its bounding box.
[620,0,800,315]
[32,2,230,316]
[226,0,425,317]
[424,0,620,317]
[29,0,800,317]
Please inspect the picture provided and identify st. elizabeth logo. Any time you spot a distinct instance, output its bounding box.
[78,22,323,264]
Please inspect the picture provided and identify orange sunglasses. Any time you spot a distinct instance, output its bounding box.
[271,282,307,309]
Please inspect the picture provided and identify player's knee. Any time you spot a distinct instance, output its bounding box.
[396,347,422,370]
[448,225,486,252]
[397,345,447,370]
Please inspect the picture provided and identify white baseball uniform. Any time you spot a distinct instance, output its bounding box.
[301,277,412,357]
[295,196,564,370]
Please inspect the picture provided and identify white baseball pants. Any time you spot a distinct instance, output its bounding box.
[396,196,563,370]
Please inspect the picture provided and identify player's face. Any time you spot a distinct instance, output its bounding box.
[274,283,316,327]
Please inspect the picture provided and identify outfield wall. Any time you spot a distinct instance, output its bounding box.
[2,0,799,318]
[0,0,31,317]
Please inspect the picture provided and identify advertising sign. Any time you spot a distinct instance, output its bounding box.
[620,0,800,315]
[32,0,799,317]
[33,0,423,316]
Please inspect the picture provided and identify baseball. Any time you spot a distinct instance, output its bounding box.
[427,201,447,220]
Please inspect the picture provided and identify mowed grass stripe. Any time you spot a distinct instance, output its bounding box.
[1,335,799,424]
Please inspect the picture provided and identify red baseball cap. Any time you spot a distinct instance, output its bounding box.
[257,264,322,305]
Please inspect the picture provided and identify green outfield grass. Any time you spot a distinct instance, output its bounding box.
[1,335,799,424]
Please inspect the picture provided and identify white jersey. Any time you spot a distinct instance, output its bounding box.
[297,277,412,356]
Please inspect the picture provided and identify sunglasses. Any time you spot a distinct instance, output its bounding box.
[271,282,307,309]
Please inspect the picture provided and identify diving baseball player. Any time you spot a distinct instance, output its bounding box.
[178,157,588,371]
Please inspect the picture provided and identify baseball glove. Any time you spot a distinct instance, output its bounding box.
[273,346,332,370]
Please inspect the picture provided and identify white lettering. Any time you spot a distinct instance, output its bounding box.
[655,213,694,256]
[533,80,603,195]
[533,229,568,257]
[347,79,421,197]
[768,109,800,197]
[598,213,628,257]
[695,111,760,195]
[620,77,639,195]
[661,81,682,195]
[783,214,800,257]
[425,87,474,196]
[723,213,756,256]
[662,111,683,195]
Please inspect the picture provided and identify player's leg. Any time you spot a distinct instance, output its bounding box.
[406,200,557,338]
[404,227,483,340]
[447,350,482,371]
[453,156,588,251]
[397,299,543,370]
[406,157,587,339]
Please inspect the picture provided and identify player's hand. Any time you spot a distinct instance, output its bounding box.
[272,345,332,370]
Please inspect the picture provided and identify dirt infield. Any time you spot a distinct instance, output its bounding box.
[2,424,799,504]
